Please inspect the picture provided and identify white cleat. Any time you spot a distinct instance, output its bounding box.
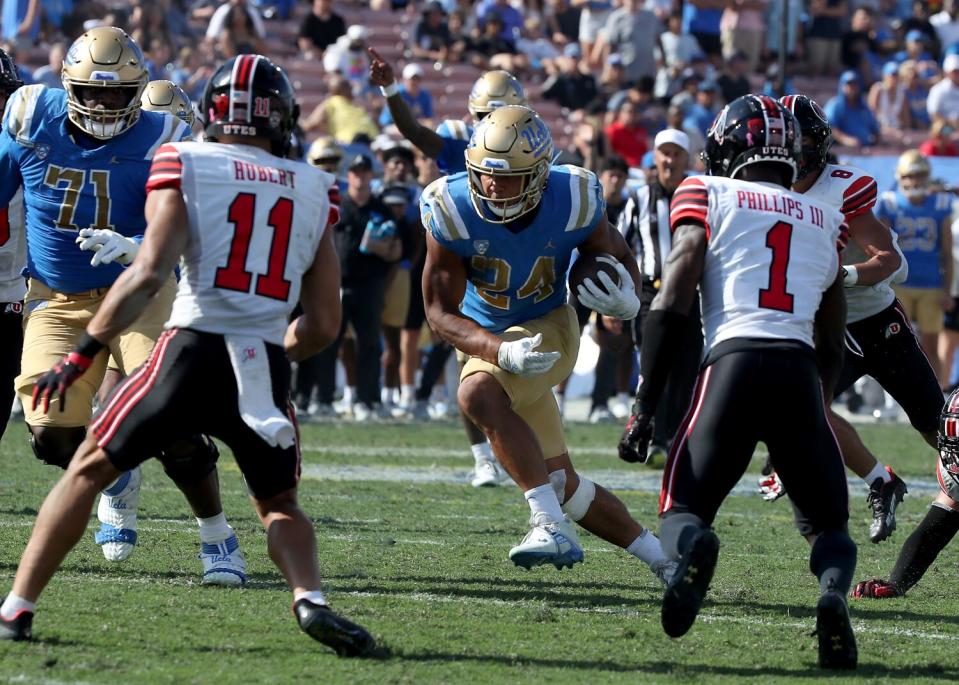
[199,534,247,586]
[509,515,585,570]
[94,466,142,562]
[651,558,679,586]
[471,460,507,488]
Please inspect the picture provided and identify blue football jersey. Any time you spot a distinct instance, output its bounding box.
[421,165,605,333]
[876,189,956,289]
[0,85,190,292]
[434,119,472,174]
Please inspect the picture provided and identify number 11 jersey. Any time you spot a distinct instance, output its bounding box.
[670,175,844,353]
[149,141,338,345]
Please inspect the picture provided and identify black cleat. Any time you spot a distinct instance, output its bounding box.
[816,590,858,669]
[294,599,376,657]
[867,468,908,543]
[0,599,33,641]
[661,529,719,638]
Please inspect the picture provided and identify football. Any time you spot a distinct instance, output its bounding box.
[568,253,621,304]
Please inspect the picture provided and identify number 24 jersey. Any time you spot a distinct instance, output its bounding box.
[670,175,845,352]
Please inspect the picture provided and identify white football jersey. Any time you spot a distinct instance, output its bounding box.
[0,188,25,303]
[670,175,844,352]
[148,142,337,345]
[801,163,899,323]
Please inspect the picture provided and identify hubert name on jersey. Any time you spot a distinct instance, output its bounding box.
[233,159,296,188]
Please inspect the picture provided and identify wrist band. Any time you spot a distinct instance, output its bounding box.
[380,82,400,98]
[843,265,858,286]
[76,331,106,359]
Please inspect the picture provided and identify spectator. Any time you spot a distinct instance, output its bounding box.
[324,25,372,96]
[2,0,39,43]
[301,75,379,143]
[205,0,265,46]
[761,60,792,98]
[593,0,660,85]
[658,11,702,71]
[806,0,847,77]
[516,17,562,72]
[716,51,750,104]
[868,61,910,142]
[314,154,402,419]
[477,0,523,45]
[604,99,649,167]
[546,0,580,46]
[899,1,941,57]
[467,14,522,70]
[765,0,804,64]
[719,0,767,72]
[931,0,959,53]
[666,103,705,168]
[890,30,936,66]
[682,0,724,62]
[32,42,65,90]
[130,3,175,53]
[928,54,959,128]
[146,38,176,82]
[541,48,598,111]
[841,7,881,77]
[169,44,216,100]
[668,68,702,114]
[918,119,959,156]
[379,64,433,128]
[825,71,880,147]
[576,1,615,67]
[214,3,266,57]
[411,1,452,62]
[901,60,931,131]
[589,52,628,113]
[298,0,346,58]
[683,80,720,137]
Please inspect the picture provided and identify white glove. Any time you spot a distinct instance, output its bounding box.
[758,470,786,502]
[76,228,140,266]
[576,262,640,320]
[497,333,560,377]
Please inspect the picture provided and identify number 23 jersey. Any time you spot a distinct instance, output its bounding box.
[421,165,605,334]
[151,141,338,345]
[670,175,844,352]
[0,85,190,292]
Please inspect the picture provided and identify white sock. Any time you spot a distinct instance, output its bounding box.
[196,512,234,544]
[470,441,494,467]
[380,387,391,405]
[294,589,328,606]
[343,386,356,405]
[0,593,35,620]
[626,529,668,566]
[863,462,892,485]
[400,385,415,404]
[524,483,565,524]
[615,392,630,406]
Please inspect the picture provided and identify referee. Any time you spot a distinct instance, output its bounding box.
[617,129,703,462]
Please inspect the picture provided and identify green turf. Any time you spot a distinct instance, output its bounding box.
[0,419,957,684]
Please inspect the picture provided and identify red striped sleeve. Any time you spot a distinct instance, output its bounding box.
[670,177,709,235]
[327,186,340,227]
[146,143,184,193]
[840,176,877,219]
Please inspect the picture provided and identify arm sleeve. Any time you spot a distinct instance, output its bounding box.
[669,177,709,236]
[146,144,183,193]
[840,175,878,219]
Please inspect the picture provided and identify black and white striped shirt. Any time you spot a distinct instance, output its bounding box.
[616,180,683,282]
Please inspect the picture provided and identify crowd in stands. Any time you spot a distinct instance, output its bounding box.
[6,0,959,419]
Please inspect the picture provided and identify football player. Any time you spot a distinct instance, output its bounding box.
[0,54,375,656]
[370,48,527,487]
[763,96,939,545]
[618,95,857,668]
[0,27,243,581]
[854,389,959,599]
[141,79,197,129]
[421,105,676,582]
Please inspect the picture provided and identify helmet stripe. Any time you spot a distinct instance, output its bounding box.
[228,54,260,124]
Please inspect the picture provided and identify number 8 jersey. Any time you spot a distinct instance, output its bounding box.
[671,175,845,352]
[149,141,338,345]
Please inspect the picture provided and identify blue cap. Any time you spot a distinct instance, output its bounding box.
[563,43,581,58]
[607,52,623,66]
[699,80,718,92]
[905,29,925,43]
[641,150,655,168]
[839,70,859,86]
[883,61,899,76]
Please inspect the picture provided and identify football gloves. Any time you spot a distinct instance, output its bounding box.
[32,350,96,413]
[758,470,787,501]
[497,333,560,377]
[576,262,640,320]
[618,407,653,463]
[852,578,903,599]
[76,228,140,266]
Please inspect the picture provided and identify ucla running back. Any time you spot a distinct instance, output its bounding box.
[0,27,243,581]
[422,105,675,581]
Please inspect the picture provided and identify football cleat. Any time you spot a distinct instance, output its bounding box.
[758,470,787,501]
[294,599,376,657]
[0,600,33,641]
[94,465,141,562]
[199,534,247,586]
[867,468,908,543]
[815,590,858,669]
[661,528,719,638]
[651,558,678,587]
[471,460,507,488]
[509,515,584,570]
[588,405,614,424]
[852,578,903,599]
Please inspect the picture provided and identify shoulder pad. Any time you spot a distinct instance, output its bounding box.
[420,176,471,242]
[555,165,603,232]
[435,119,471,141]
[142,111,192,160]
[4,84,46,143]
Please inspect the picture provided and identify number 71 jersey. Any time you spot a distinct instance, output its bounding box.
[151,142,338,345]
[670,175,845,352]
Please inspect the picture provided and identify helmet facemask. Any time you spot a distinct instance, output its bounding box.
[466,159,550,222]
[64,82,145,139]
[939,407,959,489]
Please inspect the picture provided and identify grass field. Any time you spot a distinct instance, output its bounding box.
[0,418,957,684]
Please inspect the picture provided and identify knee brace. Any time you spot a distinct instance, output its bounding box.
[562,477,596,522]
[29,427,85,469]
[159,434,219,485]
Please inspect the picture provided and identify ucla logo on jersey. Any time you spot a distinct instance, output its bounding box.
[474,239,489,255]
[34,143,50,160]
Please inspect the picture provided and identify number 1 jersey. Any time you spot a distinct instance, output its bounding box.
[670,175,845,352]
[148,142,338,345]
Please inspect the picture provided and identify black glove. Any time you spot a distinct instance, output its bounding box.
[618,407,654,463]
[32,349,97,414]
